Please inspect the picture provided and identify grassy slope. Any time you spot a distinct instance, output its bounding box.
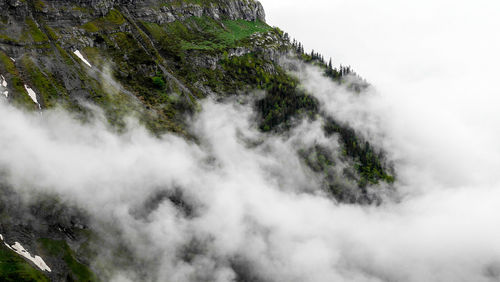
[166,0,259,8]
[0,244,49,282]
[142,16,271,52]
[38,238,97,282]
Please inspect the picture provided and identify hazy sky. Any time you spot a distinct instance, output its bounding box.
[260,0,500,82]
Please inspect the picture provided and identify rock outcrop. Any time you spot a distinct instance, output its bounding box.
[0,0,274,125]
[1,0,265,23]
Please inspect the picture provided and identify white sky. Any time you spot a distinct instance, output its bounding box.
[260,0,500,186]
[260,0,500,82]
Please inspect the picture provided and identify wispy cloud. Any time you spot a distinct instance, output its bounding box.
[2,53,500,281]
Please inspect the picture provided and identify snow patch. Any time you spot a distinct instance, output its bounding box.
[1,234,51,271]
[24,85,41,109]
[73,50,92,67]
[11,242,51,272]
[0,75,8,98]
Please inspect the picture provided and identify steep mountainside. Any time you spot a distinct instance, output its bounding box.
[0,0,394,281]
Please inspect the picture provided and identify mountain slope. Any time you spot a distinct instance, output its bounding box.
[0,0,394,280]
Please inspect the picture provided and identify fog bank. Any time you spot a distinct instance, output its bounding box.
[2,66,500,281]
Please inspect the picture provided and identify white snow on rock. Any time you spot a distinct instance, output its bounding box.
[11,242,52,272]
[24,85,41,109]
[1,234,12,250]
[1,75,8,98]
[73,50,92,67]
[1,234,51,272]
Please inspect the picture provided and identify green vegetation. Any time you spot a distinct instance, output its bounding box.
[78,13,273,134]
[287,37,389,187]
[290,38,369,91]
[103,9,126,25]
[151,76,166,90]
[78,28,189,134]
[82,22,99,33]
[0,52,36,108]
[219,53,318,131]
[34,0,47,12]
[324,118,394,186]
[81,9,125,32]
[38,238,97,282]
[0,51,17,74]
[216,49,392,188]
[20,56,69,108]
[43,24,59,41]
[299,145,356,201]
[165,0,258,8]
[0,34,19,44]
[0,244,49,282]
[143,17,271,53]
[256,82,318,132]
[55,44,75,66]
[301,145,336,174]
[23,18,49,43]
[109,32,154,65]
[219,19,270,45]
[72,6,92,14]
[139,17,312,133]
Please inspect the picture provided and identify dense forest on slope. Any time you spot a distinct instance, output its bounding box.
[0,0,394,280]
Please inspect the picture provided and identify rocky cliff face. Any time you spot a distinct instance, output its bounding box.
[3,0,265,22]
[0,0,274,132]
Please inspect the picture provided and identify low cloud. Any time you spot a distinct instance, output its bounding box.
[1,56,500,282]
